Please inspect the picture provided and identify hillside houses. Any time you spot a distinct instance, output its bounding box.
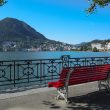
[91,42,110,51]
[106,42,110,50]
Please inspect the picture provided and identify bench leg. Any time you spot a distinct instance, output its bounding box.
[98,72,110,92]
[98,81,102,91]
[98,80,106,90]
[106,74,110,92]
[56,87,69,104]
[98,79,110,92]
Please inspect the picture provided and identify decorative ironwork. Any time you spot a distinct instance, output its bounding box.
[23,67,34,76]
[61,55,70,67]
[48,66,57,73]
[0,55,110,90]
[0,69,5,78]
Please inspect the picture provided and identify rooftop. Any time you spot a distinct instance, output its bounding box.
[0,82,110,110]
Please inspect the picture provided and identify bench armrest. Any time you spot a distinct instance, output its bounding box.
[65,68,74,87]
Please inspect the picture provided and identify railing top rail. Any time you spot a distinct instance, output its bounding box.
[69,56,110,59]
[0,56,110,62]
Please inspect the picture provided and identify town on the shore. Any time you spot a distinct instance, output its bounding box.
[1,41,110,52]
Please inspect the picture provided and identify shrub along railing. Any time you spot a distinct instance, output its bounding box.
[0,55,110,90]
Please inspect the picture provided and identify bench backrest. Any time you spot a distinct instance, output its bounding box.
[59,64,110,86]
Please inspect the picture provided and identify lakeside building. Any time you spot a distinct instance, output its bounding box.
[106,42,110,50]
[91,43,104,51]
[91,42,110,51]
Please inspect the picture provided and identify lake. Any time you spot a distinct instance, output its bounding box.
[0,51,110,61]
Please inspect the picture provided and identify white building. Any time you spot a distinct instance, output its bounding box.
[106,42,110,50]
[91,43,104,51]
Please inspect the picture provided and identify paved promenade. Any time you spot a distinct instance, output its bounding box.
[0,82,110,110]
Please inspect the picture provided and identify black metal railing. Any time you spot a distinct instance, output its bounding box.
[0,55,110,90]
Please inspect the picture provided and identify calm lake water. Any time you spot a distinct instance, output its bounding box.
[0,51,110,61]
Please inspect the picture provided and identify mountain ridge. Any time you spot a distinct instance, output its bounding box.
[0,17,47,42]
[0,17,75,51]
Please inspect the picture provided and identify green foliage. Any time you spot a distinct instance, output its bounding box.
[80,46,88,51]
[87,0,110,13]
[0,0,7,6]
[93,47,99,52]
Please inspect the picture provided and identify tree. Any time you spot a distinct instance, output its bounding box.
[80,46,88,51]
[0,0,7,6]
[87,0,110,13]
[0,0,109,13]
[93,47,99,52]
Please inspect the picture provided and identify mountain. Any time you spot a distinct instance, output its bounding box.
[77,39,110,47]
[0,17,47,41]
[75,39,110,51]
[0,17,75,51]
[75,42,87,47]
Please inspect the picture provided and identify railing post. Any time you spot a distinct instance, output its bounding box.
[14,61,16,87]
[40,60,42,85]
[61,55,70,68]
[10,64,12,81]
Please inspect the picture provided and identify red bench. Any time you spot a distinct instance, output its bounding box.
[48,64,110,103]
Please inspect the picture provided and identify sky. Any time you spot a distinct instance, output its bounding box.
[0,0,110,44]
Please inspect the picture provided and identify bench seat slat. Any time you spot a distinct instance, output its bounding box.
[48,64,110,88]
[48,81,64,88]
